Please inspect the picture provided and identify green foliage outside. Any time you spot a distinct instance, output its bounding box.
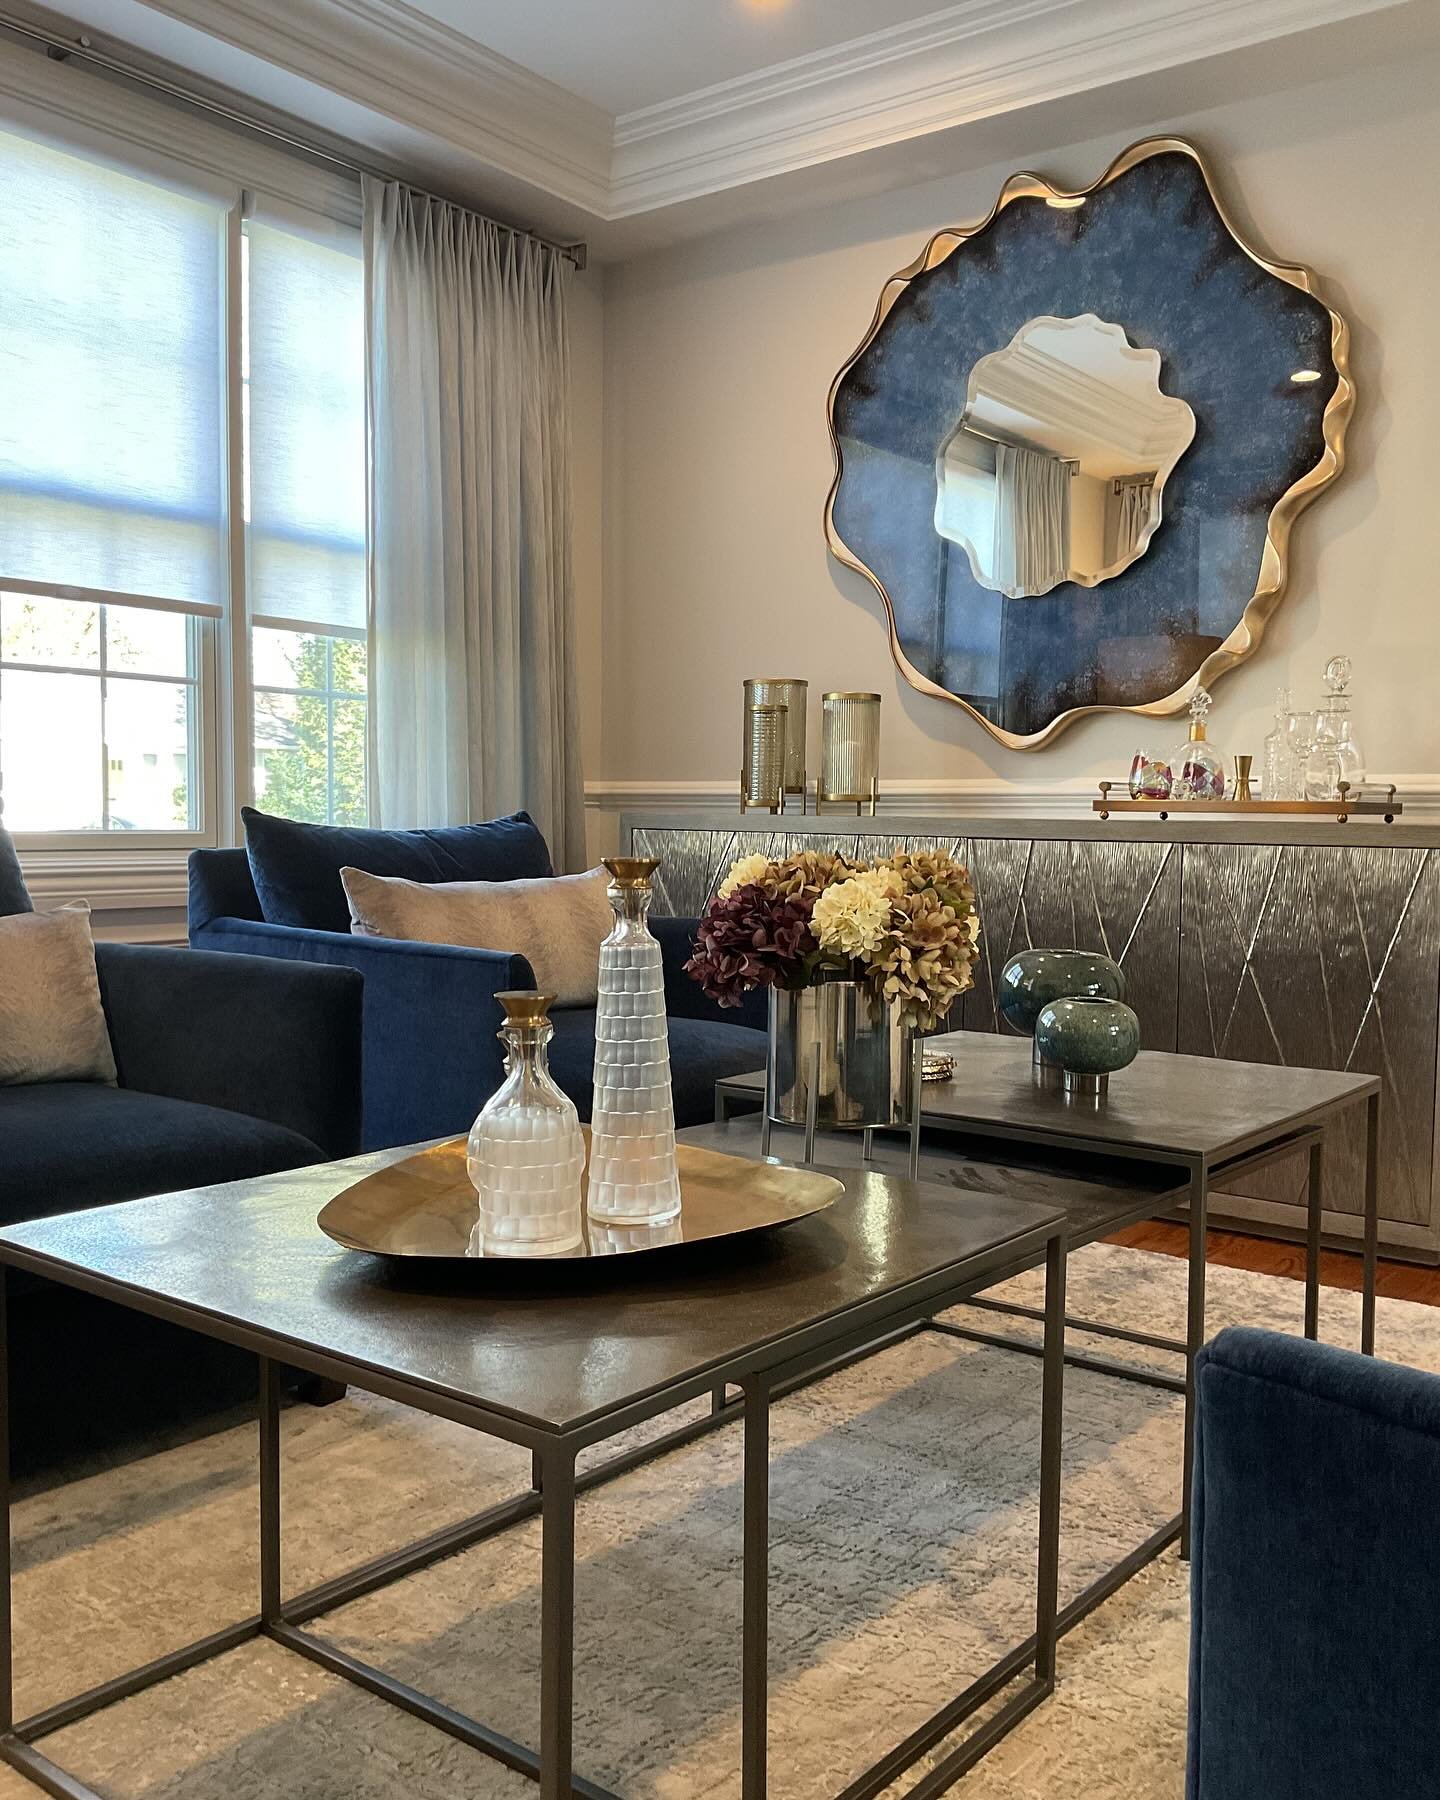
[255,634,368,826]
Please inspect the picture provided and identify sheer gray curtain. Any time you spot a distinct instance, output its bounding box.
[363,178,585,869]
[993,443,1071,597]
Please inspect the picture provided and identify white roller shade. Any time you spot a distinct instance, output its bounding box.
[245,218,366,634]
[0,125,226,611]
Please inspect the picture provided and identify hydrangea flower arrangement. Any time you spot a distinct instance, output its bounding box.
[684,846,981,1031]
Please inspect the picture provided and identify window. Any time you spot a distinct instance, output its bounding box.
[243,218,368,827]
[0,595,199,831]
[0,122,367,845]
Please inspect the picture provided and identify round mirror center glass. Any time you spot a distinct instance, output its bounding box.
[934,313,1195,600]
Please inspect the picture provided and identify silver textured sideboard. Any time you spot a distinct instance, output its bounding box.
[624,811,1440,1262]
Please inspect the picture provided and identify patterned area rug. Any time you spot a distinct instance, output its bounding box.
[4,1245,1434,1800]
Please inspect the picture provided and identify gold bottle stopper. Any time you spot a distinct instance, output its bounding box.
[603,857,661,888]
[495,991,556,1027]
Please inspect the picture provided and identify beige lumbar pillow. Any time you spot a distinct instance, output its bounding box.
[0,901,117,1086]
[341,865,613,1007]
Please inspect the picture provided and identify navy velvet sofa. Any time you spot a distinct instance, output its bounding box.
[188,832,767,1151]
[0,833,364,1480]
[1188,1326,1439,1800]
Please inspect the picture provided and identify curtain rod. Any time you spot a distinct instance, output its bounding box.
[0,8,588,270]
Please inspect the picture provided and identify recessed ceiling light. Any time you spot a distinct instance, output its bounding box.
[1291,369,1323,384]
[1045,195,1086,210]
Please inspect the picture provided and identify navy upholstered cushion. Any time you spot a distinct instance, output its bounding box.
[546,1010,766,1129]
[0,1083,323,1226]
[0,824,31,918]
[241,805,553,933]
[1188,1326,1440,1800]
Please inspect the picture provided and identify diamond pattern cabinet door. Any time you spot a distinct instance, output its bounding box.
[1179,844,1440,1228]
[960,837,1181,1052]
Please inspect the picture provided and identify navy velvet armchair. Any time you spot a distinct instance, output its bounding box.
[2,938,363,1482]
[189,846,767,1150]
[1188,1326,1440,1800]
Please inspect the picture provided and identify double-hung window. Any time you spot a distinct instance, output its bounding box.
[0,120,368,847]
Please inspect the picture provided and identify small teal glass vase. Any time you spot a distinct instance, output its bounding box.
[1033,995,1141,1101]
[997,949,1127,1064]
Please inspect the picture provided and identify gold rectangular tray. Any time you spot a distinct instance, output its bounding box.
[317,1132,842,1261]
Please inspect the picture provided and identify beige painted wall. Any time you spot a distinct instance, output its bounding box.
[592,51,1439,829]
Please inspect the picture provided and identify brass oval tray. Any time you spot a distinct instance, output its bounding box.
[317,1133,842,1261]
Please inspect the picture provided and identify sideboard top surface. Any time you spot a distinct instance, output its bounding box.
[621,810,1440,852]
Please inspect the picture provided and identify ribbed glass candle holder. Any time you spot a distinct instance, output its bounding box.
[741,701,787,811]
[819,691,880,809]
[743,678,807,795]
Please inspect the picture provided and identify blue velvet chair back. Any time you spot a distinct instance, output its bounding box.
[0,824,32,917]
[1189,1326,1440,1800]
[189,847,265,931]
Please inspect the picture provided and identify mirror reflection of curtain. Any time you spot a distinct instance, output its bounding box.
[1104,478,1154,566]
[994,444,1070,596]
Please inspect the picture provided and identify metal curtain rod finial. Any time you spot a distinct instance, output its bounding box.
[0,9,588,271]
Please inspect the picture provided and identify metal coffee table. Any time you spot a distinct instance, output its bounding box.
[0,1148,1081,1800]
[716,1034,1382,1558]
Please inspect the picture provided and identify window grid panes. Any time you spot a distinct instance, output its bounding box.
[253,629,367,827]
[0,592,198,832]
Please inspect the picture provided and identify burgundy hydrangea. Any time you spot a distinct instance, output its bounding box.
[684,882,816,1008]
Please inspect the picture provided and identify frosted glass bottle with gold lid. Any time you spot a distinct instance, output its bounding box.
[467,991,585,1256]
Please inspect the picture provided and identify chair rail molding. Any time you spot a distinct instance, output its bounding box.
[586,776,1440,821]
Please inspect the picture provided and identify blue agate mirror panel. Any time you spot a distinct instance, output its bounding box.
[827,138,1352,751]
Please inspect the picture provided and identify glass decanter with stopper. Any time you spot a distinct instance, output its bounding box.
[588,857,682,1227]
[1262,687,1293,800]
[1169,687,1226,801]
[467,991,585,1256]
[1305,656,1365,801]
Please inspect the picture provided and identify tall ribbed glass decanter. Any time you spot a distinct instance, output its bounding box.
[467,991,584,1256]
[587,857,682,1226]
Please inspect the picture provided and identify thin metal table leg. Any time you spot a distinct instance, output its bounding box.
[0,1277,10,1736]
[1181,1161,1207,1562]
[539,1447,576,1800]
[908,1041,923,1181]
[802,1041,820,1166]
[742,1378,769,1800]
[1305,1137,1324,1341]
[1036,1232,1066,1687]
[1363,1091,1379,1356]
[259,1357,282,1626]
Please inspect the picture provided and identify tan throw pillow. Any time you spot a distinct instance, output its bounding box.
[0,901,117,1086]
[341,865,613,1007]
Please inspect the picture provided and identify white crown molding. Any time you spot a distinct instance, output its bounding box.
[608,0,1413,217]
[40,0,1411,237]
[126,0,614,213]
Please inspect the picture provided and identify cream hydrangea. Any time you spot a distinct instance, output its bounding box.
[811,872,895,960]
[717,852,774,898]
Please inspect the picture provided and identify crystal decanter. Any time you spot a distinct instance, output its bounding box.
[1305,656,1365,801]
[1170,687,1225,801]
[1262,687,1293,801]
[587,857,682,1227]
[467,991,585,1256]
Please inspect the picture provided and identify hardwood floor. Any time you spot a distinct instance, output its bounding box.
[1107,1220,1440,1307]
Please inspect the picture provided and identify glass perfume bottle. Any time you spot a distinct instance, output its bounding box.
[587,857,682,1226]
[1262,687,1292,801]
[467,991,585,1257]
[1305,656,1365,800]
[1170,687,1225,800]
